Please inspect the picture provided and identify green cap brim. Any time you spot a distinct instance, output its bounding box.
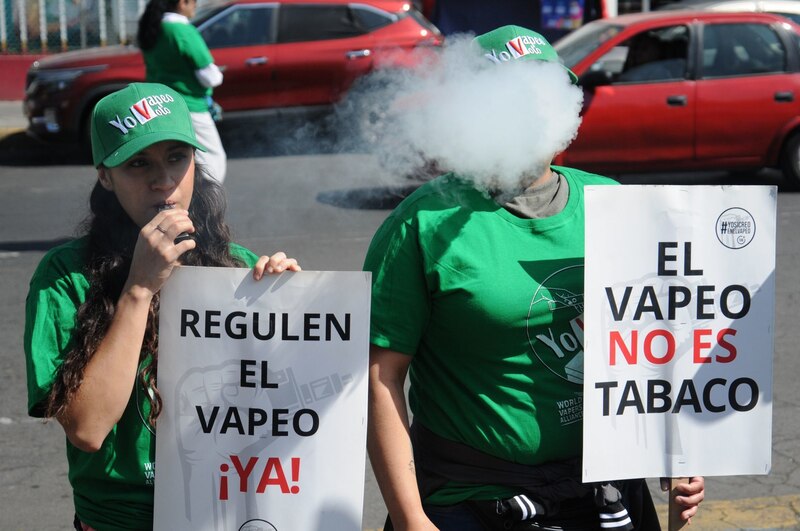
[99,131,207,168]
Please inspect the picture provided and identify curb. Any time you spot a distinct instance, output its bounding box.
[0,126,24,140]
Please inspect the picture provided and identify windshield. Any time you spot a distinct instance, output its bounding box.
[554,21,624,68]
[774,11,800,24]
[193,4,229,27]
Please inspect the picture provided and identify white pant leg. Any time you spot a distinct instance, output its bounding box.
[190,111,227,183]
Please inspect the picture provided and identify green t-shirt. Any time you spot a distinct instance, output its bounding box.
[143,21,215,112]
[364,167,616,504]
[24,237,258,530]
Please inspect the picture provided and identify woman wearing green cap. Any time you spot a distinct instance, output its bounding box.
[23,82,299,531]
[137,0,227,183]
[364,26,704,531]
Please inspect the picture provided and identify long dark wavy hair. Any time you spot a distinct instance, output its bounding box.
[137,0,180,50]
[45,167,245,426]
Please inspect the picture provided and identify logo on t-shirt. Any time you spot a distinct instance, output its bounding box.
[527,264,585,384]
[143,460,155,486]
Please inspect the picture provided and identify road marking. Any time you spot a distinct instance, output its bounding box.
[0,416,41,425]
[0,126,23,140]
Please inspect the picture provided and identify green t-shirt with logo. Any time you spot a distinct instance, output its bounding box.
[143,21,214,113]
[24,237,258,530]
[364,167,616,505]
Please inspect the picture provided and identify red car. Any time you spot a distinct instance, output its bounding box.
[553,11,800,184]
[24,0,441,143]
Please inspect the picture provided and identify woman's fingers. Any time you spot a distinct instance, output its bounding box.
[659,477,704,523]
[681,504,699,521]
[148,209,195,242]
[145,211,197,260]
[268,257,300,273]
[126,210,196,295]
[675,477,706,506]
[253,252,301,280]
[675,476,705,522]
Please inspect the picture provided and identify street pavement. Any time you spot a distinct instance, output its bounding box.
[2,99,800,530]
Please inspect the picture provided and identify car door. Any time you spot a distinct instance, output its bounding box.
[563,24,696,172]
[199,3,279,111]
[695,21,800,164]
[270,4,373,107]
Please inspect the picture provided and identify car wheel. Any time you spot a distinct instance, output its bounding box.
[80,106,95,153]
[79,95,112,163]
[780,131,800,188]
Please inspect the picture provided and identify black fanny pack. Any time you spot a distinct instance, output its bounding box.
[403,422,660,531]
[466,494,632,531]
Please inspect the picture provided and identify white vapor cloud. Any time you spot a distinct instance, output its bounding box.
[334,34,584,193]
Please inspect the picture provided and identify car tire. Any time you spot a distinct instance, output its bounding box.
[780,131,800,188]
[80,106,95,153]
[79,94,111,163]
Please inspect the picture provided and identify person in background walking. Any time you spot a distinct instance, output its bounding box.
[137,0,227,183]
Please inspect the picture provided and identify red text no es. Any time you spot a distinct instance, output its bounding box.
[609,328,737,365]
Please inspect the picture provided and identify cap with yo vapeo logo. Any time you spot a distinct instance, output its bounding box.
[473,25,578,84]
[90,82,206,168]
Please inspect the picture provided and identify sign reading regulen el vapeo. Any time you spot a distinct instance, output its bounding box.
[154,268,370,531]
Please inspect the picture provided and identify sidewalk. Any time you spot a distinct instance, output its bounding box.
[0,100,26,136]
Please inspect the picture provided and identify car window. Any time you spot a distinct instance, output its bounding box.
[702,23,786,77]
[554,21,624,69]
[770,11,800,25]
[278,5,366,42]
[193,5,227,27]
[794,27,800,58]
[351,5,397,31]
[588,25,689,83]
[408,9,441,35]
[201,5,277,48]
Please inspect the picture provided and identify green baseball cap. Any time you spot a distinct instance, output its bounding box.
[90,82,206,168]
[473,25,578,84]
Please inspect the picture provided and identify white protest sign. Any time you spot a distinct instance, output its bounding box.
[583,185,775,482]
[154,267,371,531]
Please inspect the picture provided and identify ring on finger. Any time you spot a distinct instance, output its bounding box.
[155,225,167,234]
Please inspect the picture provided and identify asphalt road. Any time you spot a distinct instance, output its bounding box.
[1,121,799,530]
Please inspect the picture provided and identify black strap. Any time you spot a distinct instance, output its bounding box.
[411,421,589,507]
[396,422,658,530]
